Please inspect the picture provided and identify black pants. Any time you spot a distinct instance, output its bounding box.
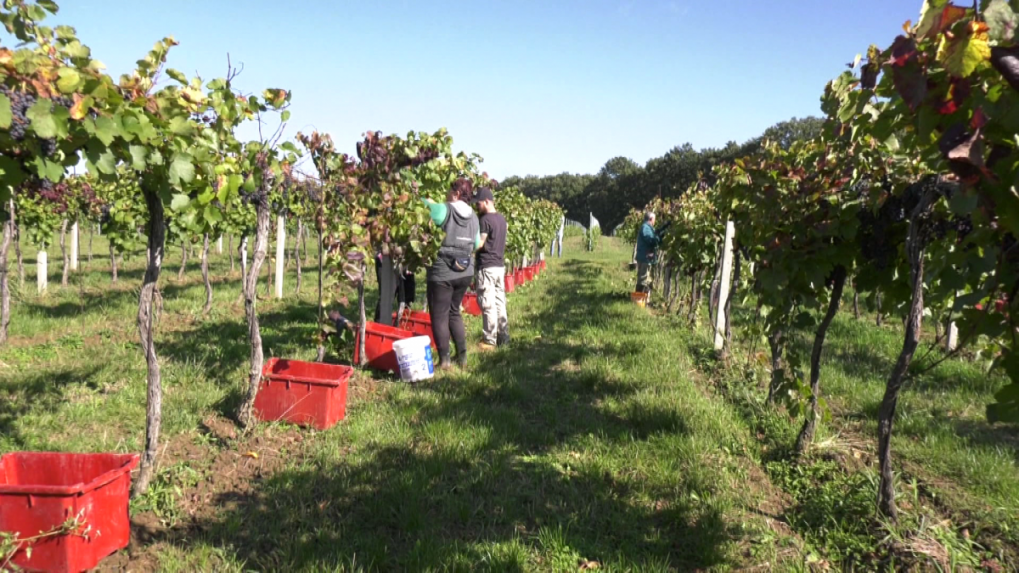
[427,276,472,360]
[373,266,416,322]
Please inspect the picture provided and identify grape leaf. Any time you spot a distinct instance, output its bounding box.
[129,145,147,171]
[0,93,11,129]
[168,116,193,136]
[985,0,1017,42]
[70,95,92,120]
[916,1,968,40]
[31,156,63,181]
[166,68,187,84]
[90,148,117,174]
[204,204,223,224]
[936,21,991,78]
[169,153,195,186]
[26,98,59,138]
[56,68,81,93]
[90,116,117,146]
[170,194,190,212]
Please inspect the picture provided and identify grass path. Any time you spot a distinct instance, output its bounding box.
[5,235,1015,571]
[151,241,799,571]
[2,237,801,571]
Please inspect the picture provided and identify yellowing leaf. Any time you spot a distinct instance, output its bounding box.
[56,68,82,94]
[937,21,991,77]
[70,95,92,120]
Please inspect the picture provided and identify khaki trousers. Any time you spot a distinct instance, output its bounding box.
[476,266,509,345]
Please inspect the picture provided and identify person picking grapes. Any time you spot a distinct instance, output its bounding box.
[422,178,482,368]
[373,253,416,322]
[471,187,509,351]
[635,211,669,294]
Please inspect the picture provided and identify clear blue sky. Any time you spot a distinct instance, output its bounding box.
[50,1,920,179]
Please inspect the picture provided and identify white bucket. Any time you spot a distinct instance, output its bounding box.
[393,336,434,382]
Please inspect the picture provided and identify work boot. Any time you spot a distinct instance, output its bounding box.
[497,332,510,347]
[438,354,452,370]
[454,352,467,367]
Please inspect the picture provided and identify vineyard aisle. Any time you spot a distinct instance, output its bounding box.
[139,236,801,571]
[0,238,795,571]
[2,237,1015,569]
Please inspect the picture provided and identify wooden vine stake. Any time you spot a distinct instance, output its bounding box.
[69,222,79,271]
[37,245,47,294]
[275,214,285,299]
[713,220,735,353]
[946,321,959,352]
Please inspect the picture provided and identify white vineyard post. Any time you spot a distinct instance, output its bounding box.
[37,246,48,294]
[69,221,79,271]
[714,220,736,352]
[275,215,285,299]
[946,321,959,351]
[216,235,223,254]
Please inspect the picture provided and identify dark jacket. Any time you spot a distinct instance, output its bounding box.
[635,222,662,263]
[426,200,480,282]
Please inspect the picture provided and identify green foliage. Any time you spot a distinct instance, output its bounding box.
[584,224,600,252]
[822,1,1019,420]
[92,173,145,255]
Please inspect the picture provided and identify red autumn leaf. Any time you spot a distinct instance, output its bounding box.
[936,4,970,34]
[889,35,918,67]
[971,107,988,129]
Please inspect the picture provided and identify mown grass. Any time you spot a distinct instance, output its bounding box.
[3,232,1016,571]
[661,254,1018,569]
[1,235,803,571]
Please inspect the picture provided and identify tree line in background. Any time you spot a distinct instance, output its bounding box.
[502,116,824,231]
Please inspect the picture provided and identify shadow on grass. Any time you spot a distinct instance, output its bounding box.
[165,257,734,570]
[157,300,321,418]
[0,367,102,449]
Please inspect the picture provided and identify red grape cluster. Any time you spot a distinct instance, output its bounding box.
[356,131,390,170]
[24,178,71,214]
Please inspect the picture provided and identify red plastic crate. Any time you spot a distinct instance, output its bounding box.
[513,269,526,285]
[505,273,515,294]
[391,310,436,348]
[462,292,482,316]
[0,452,139,572]
[540,260,547,271]
[254,358,352,430]
[523,267,536,282]
[353,321,415,373]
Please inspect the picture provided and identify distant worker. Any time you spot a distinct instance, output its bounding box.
[422,179,481,368]
[635,211,669,293]
[471,187,510,350]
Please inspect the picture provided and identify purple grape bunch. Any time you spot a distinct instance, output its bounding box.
[2,85,74,157]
